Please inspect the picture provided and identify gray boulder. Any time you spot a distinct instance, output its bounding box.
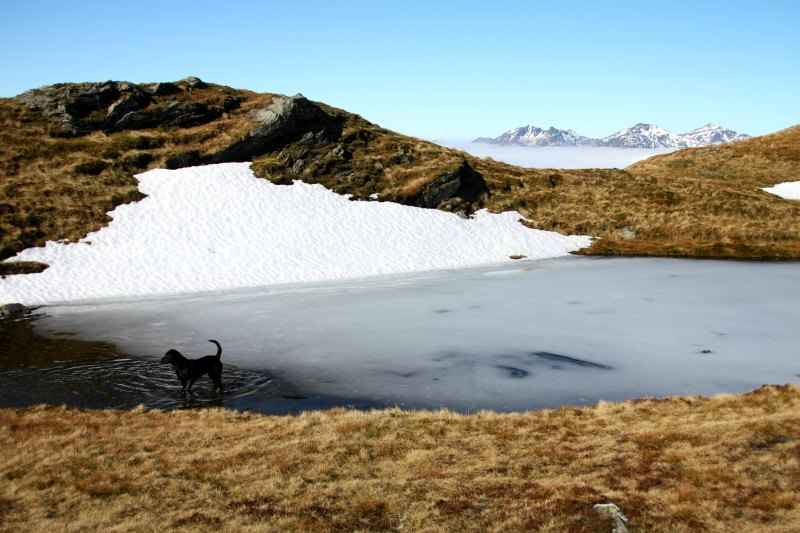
[180,76,207,89]
[211,95,343,163]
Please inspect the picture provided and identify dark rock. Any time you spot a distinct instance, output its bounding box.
[160,101,221,128]
[0,303,27,318]
[106,92,150,125]
[165,150,205,170]
[222,95,241,112]
[291,159,305,174]
[147,82,180,96]
[17,81,157,136]
[298,131,317,145]
[412,160,489,210]
[211,95,344,163]
[63,81,120,118]
[0,203,15,215]
[73,159,108,176]
[119,151,154,170]
[113,110,157,130]
[113,101,221,131]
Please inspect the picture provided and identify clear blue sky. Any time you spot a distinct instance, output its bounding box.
[1,1,797,139]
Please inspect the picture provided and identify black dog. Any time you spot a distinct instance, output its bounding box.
[161,339,224,394]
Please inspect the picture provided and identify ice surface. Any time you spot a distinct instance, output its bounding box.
[0,163,590,305]
[763,181,800,200]
[439,141,675,169]
[34,257,800,412]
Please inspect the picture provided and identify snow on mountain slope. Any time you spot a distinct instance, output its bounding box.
[474,125,594,146]
[0,163,591,305]
[679,123,751,145]
[600,123,685,149]
[762,181,800,200]
[476,123,749,148]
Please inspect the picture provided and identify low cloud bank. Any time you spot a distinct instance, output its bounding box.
[440,141,675,169]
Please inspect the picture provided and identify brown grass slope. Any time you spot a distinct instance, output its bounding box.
[0,80,273,269]
[1,78,799,270]
[1,385,799,532]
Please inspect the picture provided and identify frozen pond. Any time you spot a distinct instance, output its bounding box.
[2,256,799,412]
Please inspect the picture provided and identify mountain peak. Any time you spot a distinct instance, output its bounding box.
[476,122,749,149]
[474,124,595,146]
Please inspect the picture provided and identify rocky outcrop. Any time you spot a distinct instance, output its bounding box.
[180,76,207,89]
[106,91,151,124]
[146,82,180,96]
[15,79,492,217]
[210,94,344,164]
[113,101,222,131]
[16,77,222,136]
[411,160,489,211]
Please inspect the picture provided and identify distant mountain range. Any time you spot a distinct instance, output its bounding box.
[474,123,750,149]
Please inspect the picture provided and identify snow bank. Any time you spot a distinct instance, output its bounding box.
[762,181,800,200]
[0,163,591,305]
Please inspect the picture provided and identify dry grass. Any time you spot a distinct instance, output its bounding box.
[2,80,799,264]
[471,157,800,260]
[0,87,273,261]
[628,126,800,186]
[1,385,799,532]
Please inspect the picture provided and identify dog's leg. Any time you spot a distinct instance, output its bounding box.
[209,366,224,393]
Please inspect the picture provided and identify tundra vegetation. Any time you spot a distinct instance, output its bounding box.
[1,79,799,275]
[1,385,799,532]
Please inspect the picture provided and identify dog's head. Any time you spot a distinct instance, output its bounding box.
[160,349,184,365]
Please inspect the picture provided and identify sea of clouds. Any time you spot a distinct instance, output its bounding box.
[439,141,675,169]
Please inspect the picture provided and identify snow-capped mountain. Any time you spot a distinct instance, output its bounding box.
[474,125,596,146]
[679,123,750,146]
[600,123,685,148]
[475,123,749,148]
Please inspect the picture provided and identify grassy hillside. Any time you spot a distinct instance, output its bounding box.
[1,385,798,532]
[628,126,800,185]
[1,78,798,273]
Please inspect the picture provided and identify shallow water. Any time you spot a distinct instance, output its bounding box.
[2,257,799,413]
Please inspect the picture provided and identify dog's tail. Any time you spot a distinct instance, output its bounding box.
[208,339,222,358]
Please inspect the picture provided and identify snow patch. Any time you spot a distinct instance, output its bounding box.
[0,163,591,305]
[762,181,800,200]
